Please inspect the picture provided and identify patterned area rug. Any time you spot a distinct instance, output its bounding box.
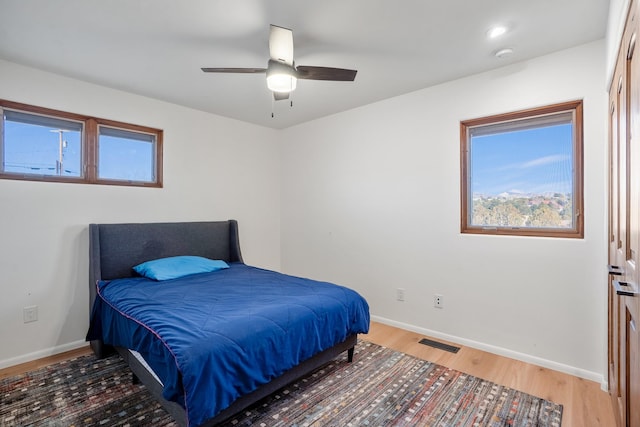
[0,341,562,426]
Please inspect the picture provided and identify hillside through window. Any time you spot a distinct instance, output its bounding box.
[460,101,583,238]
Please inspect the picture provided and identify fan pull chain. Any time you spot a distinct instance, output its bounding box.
[271,96,275,118]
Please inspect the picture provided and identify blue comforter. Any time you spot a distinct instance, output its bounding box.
[88,263,370,427]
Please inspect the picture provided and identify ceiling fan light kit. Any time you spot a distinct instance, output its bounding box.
[266,60,297,93]
[202,24,357,108]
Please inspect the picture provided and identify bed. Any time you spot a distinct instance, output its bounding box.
[86,220,370,427]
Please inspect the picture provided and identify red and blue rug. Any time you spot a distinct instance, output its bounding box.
[0,341,562,426]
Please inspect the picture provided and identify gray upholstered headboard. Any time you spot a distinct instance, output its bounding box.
[88,219,242,358]
[88,220,243,308]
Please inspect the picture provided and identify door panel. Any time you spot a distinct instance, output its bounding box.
[618,55,630,426]
[627,306,640,427]
[609,74,623,426]
[626,23,640,427]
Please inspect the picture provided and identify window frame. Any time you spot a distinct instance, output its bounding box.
[460,100,584,239]
[0,99,163,187]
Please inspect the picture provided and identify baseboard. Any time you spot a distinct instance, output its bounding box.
[2,322,608,391]
[371,315,607,389]
[0,340,88,370]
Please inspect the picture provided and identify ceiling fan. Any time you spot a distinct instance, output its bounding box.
[201,25,357,102]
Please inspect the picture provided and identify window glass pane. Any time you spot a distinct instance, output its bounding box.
[469,119,574,229]
[98,126,155,183]
[2,110,82,177]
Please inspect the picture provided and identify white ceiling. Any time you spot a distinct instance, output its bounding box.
[0,0,609,129]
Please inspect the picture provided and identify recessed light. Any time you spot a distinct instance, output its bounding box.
[494,48,514,58]
[487,25,508,39]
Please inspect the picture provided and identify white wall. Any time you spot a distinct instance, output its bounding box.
[0,59,281,368]
[280,41,608,382]
[0,39,610,383]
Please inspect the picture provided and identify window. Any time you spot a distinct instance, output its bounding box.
[460,100,583,238]
[0,99,162,187]
[3,110,83,177]
[98,125,158,183]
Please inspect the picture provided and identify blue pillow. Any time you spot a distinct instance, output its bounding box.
[133,256,229,281]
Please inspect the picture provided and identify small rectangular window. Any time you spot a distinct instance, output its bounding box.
[0,99,162,187]
[98,126,157,183]
[460,100,584,238]
[2,109,83,178]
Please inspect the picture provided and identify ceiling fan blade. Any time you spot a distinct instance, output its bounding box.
[296,66,357,81]
[273,91,290,101]
[201,67,266,73]
[269,25,294,66]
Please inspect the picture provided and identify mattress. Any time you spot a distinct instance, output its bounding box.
[129,349,163,385]
[88,262,370,427]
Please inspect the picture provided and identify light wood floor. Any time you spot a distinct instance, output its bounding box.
[0,322,615,426]
[364,321,615,427]
[0,346,91,381]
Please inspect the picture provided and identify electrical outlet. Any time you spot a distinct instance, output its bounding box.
[23,305,38,323]
[396,288,405,302]
[434,294,443,309]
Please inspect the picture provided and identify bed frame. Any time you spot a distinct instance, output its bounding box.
[88,220,356,427]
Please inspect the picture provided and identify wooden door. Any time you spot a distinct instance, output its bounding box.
[609,66,624,426]
[609,3,640,426]
[611,58,630,426]
[625,21,640,427]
